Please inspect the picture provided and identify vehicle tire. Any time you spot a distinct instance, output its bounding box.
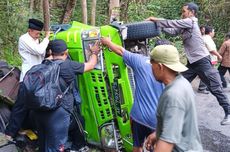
[124,21,160,40]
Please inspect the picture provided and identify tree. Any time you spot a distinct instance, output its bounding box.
[29,0,35,17]
[43,0,50,31]
[61,0,77,24]
[50,0,57,7]
[91,0,97,25]
[120,0,130,22]
[81,0,87,24]
[109,0,120,23]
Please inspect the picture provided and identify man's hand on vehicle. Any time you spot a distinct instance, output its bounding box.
[146,17,158,22]
[45,31,50,39]
[145,132,157,151]
[90,40,101,55]
[101,37,112,46]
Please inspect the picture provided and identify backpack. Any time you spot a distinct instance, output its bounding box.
[23,59,70,111]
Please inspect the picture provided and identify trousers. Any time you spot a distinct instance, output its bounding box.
[182,56,230,115]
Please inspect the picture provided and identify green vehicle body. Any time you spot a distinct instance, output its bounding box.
[54,21,133,151]
[52,21,159,151]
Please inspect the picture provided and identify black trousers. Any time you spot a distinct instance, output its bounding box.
[33,107,70,152]
[218,65,230,88]
[182,56,230,115]
[198,80,208,91]
[5,83,30,137]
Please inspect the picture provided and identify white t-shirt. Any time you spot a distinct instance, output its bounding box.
[18,32,49,81]
[202,35,217,64]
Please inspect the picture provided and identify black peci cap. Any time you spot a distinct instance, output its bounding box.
[28,18,44,31]
[51,39,67,54]
[185,2,199,16]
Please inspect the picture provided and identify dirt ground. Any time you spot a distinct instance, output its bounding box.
[191,76,230,152]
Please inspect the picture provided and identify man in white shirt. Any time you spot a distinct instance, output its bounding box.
[198,26,222,94]
[202,26,222,64]
[5,19,50,138]
[19,18,50,81]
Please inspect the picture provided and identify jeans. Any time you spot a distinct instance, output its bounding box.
[182,56,230,116]
[218,65,230,88]
[33,107,70,152]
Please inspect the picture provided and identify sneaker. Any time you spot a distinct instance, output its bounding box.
[220,115,230,125]
[197,89,210,94]
[78,146,89,152]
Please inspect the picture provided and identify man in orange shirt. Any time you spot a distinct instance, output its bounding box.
[218,32,230,89]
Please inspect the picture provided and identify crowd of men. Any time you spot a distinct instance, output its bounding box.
[3,1,230,152]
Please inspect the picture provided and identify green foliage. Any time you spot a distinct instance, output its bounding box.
[0,48,21,67]
[197,0,230,48]
[72,0,109,26]
[0,0,230,66]
[95,0,109,25]
[125,1,160,22]
[0,0,30,67]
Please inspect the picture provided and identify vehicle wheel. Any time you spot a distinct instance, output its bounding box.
[124,21,160,40]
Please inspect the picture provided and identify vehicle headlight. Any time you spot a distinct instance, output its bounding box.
[121,26,127,40]
[82,31,89,39]
[100,124,116,149]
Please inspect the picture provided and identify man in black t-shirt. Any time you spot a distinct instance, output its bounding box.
[33,39,100,152]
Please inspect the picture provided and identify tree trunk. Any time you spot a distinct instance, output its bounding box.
[29,0,35,17]
[43,0,50,31]
[81,0,87,24]
[34,0,39,11]
[109,0,120,23]
[50,0,57,8]
[40,0,43,10]
[61,0,77,24]
[91,0,97,25]
[120,0,130,22]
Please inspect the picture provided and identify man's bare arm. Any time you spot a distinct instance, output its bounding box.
[154,139,174,152]
[101,37,124,56]
[84,41,100,72]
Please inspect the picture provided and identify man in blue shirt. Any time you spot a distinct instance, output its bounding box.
[101,37,164,152]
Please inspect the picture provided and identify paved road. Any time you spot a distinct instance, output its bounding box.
[89,77,230,152]
[192,77,230,152]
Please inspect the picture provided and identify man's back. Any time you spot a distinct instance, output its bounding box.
[58,59,84,112]
[123,50,164,129]
[156,75,202,152]
[219,40,230,67]
[158,17,209,63]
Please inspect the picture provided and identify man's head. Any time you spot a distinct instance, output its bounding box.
[28,19,44,40]
[200,25,205,35]
[205,26,215,37]
[45,41,53,58]
[50,39,68,59]
[182,2,198,18]
[150,45,187,83]
[225,32,230,40]
[154,39,172,47]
